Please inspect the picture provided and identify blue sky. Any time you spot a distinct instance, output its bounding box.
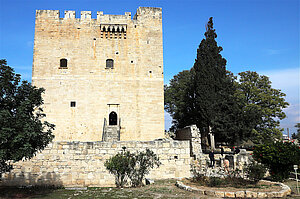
[0,0,299,134]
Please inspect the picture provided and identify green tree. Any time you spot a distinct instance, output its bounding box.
[0,59,55,178]
[164,70,193,132]
[192,17,230,146]
[165,17,235,147]
[236,71,289,143]
[253,141,300,181]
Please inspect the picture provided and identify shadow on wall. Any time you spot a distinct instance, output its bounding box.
[0,171,63,187]
[0,172,63,198]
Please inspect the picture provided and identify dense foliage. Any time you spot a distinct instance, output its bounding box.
[104,148,135,187]
[0,59,55,178]
[164,18,289,146]
[165,17,236,147]
[130,149,161,187]
[244,161,267,183]
[164,70,193,132]
[236,71,289,144]
[105,148,161,187]
[253,141,300,181]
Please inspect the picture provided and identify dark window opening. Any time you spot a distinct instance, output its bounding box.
[60,58,67,68]
[70,101,76,107]
[106,59,114,69]
[109,111,118,125]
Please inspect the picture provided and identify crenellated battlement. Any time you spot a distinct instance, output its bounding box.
[36,7,161,22]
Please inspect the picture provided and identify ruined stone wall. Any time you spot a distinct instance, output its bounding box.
[1,140,191,187]
[32,7,164,142]
[175,125,202,159]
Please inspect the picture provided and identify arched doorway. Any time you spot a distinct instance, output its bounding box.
[109,111,117,125]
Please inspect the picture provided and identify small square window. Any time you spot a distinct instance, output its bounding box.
[60,58,68,68]
[106,59,114,69]
[70,101,76,107]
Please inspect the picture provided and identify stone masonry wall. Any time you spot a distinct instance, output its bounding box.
[175,125,202,159]
[1,140,191,187]
[32,7,164,142]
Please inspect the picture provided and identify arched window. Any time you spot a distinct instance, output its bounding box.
[109,111,117,125]
[60,58,67,68]
[106,59,114,69]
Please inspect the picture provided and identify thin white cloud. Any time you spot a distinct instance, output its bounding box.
[14,65,32,71]
[259,67,300,129]
[264,49,287,55]
[262,67,300,90]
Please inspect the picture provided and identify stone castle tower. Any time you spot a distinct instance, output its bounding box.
[32,7,164,142]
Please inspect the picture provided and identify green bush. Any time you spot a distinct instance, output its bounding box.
[130,149,161,187]
[245,161,267,183]
[105,148,161,188]
[253,141,300,181]
[104,148,135,187]
[209,177,223,187]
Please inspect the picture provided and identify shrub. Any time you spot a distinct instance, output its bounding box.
[104,148,135,188]
[253,141,300,181]
[129,149,161,187]
[209,177,223,187]
[105,148,161,188]
[245,161,267,183]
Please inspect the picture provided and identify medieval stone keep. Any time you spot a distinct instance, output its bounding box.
[1,7,196,187]
[32,7,164,142]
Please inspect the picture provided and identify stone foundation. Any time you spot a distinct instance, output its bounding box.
[1,139,191,187]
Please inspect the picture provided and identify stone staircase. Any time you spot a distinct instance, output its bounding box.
[102,125,120,142]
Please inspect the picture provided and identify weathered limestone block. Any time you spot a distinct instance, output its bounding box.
[235,191,245,198]
[224,192,235,198]
[257,192,267,198]
[245,190,258,198]
[214,191,225,197]
[204,190,215,196]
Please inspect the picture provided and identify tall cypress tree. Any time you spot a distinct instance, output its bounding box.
[192,17,228,148]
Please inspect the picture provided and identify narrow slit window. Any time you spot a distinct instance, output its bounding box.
[106,59,114,69]
[60,58,68,68]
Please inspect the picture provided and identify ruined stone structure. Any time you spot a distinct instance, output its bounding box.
[32,7,164,142]
[175,125,202,159]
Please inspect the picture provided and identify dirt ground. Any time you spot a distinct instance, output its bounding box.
[0,179,299,199]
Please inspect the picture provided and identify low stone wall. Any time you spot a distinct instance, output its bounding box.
[1,139,191,187]
[176,180,291,198]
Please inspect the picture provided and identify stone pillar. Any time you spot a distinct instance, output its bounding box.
[208,126,215,150]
